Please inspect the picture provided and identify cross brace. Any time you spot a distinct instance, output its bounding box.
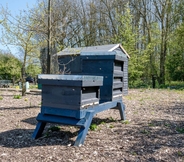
[32,100,125,146]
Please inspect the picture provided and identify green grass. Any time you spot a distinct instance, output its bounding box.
[176,127,184,134]
[29,84,38,89]
[48,125,61,132]
[148,123,155,127]
[90,123,98,131]
[13,95,21,99]
[100,121,105,125]
[121,120,130,124]
[108,116,116,122]
[140,129,150,135]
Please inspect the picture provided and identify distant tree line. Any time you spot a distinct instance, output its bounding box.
[0,0,184,89]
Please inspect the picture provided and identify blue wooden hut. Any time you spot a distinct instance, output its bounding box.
[57,44,130,103]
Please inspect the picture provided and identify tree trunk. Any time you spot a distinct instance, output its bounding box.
[21,67,26,96]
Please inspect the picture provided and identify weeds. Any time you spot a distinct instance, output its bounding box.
[100,121,105,125]
[108,116,115,122]
[48,125,61,132]
[13,95,21,99]
[90,123,98,131]
[148,123,155,127]
[140,129,150,135]
[122,120,130,124]
[109,124,114,128]
[176,127,184,134]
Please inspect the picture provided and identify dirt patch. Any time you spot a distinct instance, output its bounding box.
[0,89,184,162]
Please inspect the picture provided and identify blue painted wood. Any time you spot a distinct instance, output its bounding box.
[58,46,129,100]
[32,100,125,146]
[74,111,94,146]
[117,102,126,120]
[39,75,103,110]
[41,106,91,119]
[32,121,46,139]
[35,113,88,126]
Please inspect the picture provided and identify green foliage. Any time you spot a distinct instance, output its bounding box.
[0,96,3,100]
[13,95,21,99]
[164,81,184,90]
[90,123,98,131]
[108,116,115,122]
[166,22,184,82]
[26,64,41,78]
[109,124,114,128]
[113,6,149,87]
[0,52,21,81]
[121,120,130,124]
[140,129,150,135]
[166,52,184,81]
[48,126,61,132]
[176,127,184,134]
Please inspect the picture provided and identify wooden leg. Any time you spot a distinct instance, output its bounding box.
[32,121,46,139]
[74,111,94,146]
[117,102,126,120]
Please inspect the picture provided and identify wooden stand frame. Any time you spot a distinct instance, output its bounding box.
[32,100,125,146]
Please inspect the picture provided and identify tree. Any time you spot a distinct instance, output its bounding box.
[0,51,21,83]
[0,8,40,95]
[29,0,75,74]
[112,5,148,87]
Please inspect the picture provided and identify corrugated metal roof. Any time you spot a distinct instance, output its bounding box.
[57,44,130,58]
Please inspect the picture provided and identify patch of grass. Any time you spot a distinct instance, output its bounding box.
[176,127,184,134]
[164,123,171,128]
[90,123,98,131]
[108,116,116,122]
[121,120,130,124]
[148,123,155,127]
[0,96,3,100]
[151,111,155,115]
[48,125,61,132]
[131,151,137,156]
[125,96,132,100]
[165,81,184,90]
[140,129,150,135]
[13,95,21,99]
[29,84,38,89]
[109,124,114,128]
[100,121,105,125]
[177,151,183,157]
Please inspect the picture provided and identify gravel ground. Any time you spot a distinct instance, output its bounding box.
[0,88,184,162]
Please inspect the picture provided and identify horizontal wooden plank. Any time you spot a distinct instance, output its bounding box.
[113,82,123,89]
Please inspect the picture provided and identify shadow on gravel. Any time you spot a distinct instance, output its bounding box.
[22,117,38,125]
[21,116,118,127]
[0,116,120,149]
[164,102,184,116]
[0,128,78,148]
[115,118,184,160]
[0,106,39,111]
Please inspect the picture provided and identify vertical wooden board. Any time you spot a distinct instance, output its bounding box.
[123,61,128,95]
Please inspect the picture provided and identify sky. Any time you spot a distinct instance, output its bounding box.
[0,0,37,56]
